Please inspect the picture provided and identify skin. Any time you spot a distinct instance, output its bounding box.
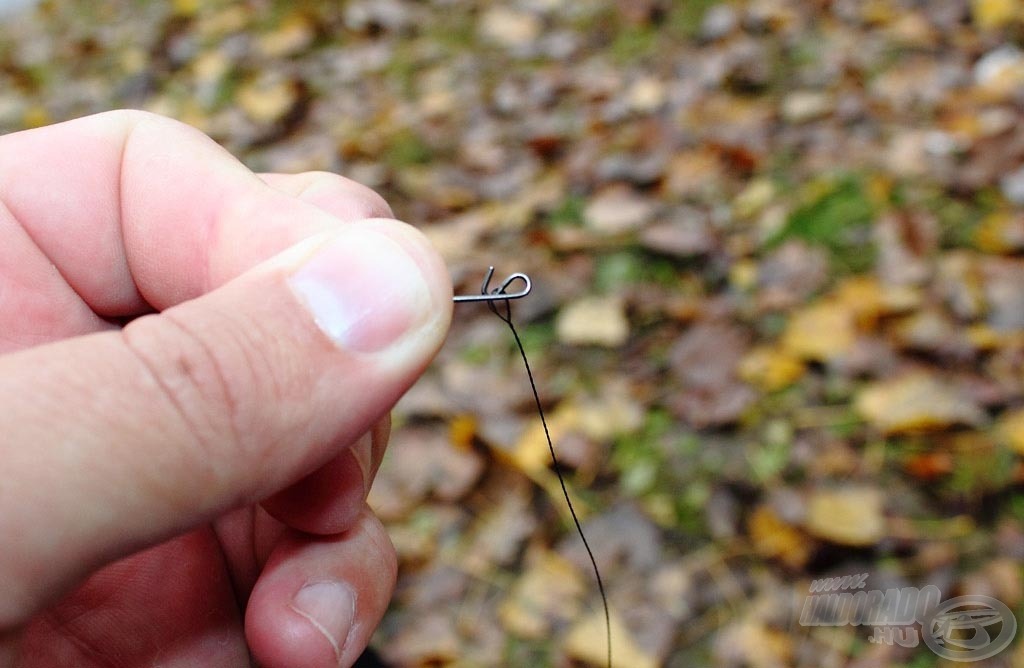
[0,111,453,667]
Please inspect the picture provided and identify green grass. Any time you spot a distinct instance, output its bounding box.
[594,250,680,292]
[384,129,433,167]
[667,0,723,40]
[545,194,586,228]
[769,175,878,273]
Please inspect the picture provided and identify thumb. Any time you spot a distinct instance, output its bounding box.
[0,218,452,630]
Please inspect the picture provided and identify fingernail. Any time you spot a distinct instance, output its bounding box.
[288,231,433,353]
[290,581,356,659]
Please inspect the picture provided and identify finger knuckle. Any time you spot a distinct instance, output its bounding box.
[299,171,394,219]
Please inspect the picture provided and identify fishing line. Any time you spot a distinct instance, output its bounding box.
[454,268,612,668]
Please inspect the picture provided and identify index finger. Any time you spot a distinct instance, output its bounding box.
[0,111,390,320]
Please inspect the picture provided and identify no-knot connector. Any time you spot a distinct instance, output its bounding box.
[452,266,532,303]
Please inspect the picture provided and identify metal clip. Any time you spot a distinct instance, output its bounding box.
[453,266,532,303]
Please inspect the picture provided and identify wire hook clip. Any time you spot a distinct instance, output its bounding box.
[453,266,532,303]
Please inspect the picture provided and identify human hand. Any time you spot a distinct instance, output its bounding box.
[0,111,452,667]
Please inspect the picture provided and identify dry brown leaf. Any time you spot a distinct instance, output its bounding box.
[904,452,955,480]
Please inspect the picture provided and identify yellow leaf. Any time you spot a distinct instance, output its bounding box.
[172,0,199,17]
[781,300,856,361]
[448,414,477,450]
[973,0,1022,29]
[237,77,298,123]
[258,14,316,58]
[119,47,148,75]
[510,403,580,476]
[806,487,886,547]
[748,505,811,568]
[556,296,629,347]
[575,381,645,441]
[729,259,759,291]
[998,408,1024,455]
[975,211,1024,253]
[564,609,657,668]
[861,0,897,24]
[855,373,986,434]
[197,6,249,37]
[967,323,1006,350]
[733,178,775,219]
[833,275,906,325]
[499,550,585,639]
[739,345,805,392]
[716,620,795,666]
[192,49,229,85]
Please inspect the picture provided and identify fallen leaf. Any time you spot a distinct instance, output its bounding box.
[574,380,646,441]
[462,477,537,574]
[584,185,658,234]
[714,619,795,668]
[448,414,478,450]
[257,13,315,58]
[626,76,666,113]
[975,211,1024,253]
[508,402,581,477]
[982,257,1024,330]
[733,178,776,219]
[237,75,299,123]
[757,241,829,309]
[739,345,806,392]
[806,487,886,546]
[498,549,585,639]
[382,612,461,666]
[856,373,987,434]
[368,427,485,521]
[479,6,541,48]
[748,504,811,568]
[904,452,955,480]
[974,45,1024,100]
[663,148,723,198]
[781,90,832,123]
[556,295,630,347]
[973,0,1021,30]
[564,609,657,668]
[639,211,714,258]
[670,322,756,426]
[781,300,857,361]
[997,408,1024,455]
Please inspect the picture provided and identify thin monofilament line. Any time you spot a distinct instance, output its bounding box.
[489,298,612,668]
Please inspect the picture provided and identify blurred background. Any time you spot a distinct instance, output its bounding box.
[3,0,1024,666]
